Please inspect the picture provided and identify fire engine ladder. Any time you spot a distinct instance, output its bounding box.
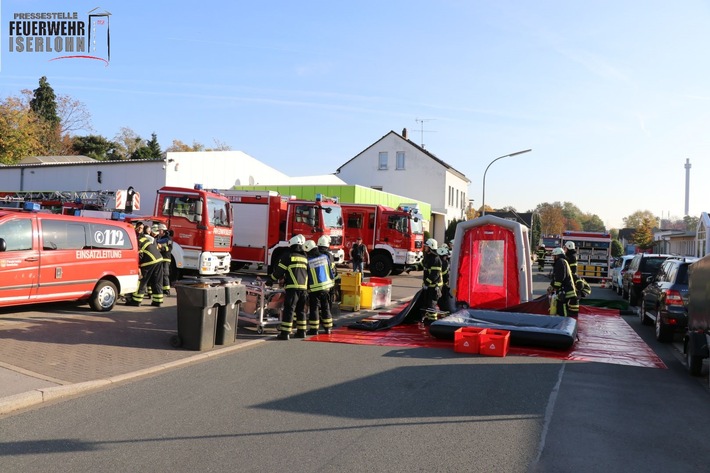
[0,190,118,209]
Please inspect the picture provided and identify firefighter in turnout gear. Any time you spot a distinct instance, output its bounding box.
[548,247,579,317]
[536,245,546,272]
[156,223,173,295]
[564,241,578,277]
[268,234,309,340]
[318,235,339,312]
[422,238,443,324]
[127,223,165,307]
[304,240,336,335]
[436,245,453,313]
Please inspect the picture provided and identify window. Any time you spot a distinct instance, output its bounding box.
[396,151,405,170]
[347,213,363,229]
[0,219,32,251]
[378,152,388,170]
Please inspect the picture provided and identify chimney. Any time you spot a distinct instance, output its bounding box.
[402,128,408,140]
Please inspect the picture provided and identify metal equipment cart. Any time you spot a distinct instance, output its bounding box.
[238,280,285,334]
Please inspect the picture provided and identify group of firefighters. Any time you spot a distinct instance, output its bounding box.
[126,221,173,307]
[538,241,591,318]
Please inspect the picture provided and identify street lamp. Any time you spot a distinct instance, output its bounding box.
[481,149,532,216]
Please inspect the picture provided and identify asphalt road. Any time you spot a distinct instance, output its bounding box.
[0,270,709,472]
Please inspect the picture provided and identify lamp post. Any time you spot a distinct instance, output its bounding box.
[481,149,532,216]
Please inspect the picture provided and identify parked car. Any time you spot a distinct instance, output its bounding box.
[609,255,634,295]
[640,256,698,342]
[622,253,673,306]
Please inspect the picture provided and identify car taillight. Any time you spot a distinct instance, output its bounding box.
[632,271,641,284]
[665,289,683,306]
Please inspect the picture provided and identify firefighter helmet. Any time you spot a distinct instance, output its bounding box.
[303,240,317,253]
[424,238,438,250]
[151,224,160,233]
[317,235,330,247]
[436,247,449,256]
[564,241,575,250]
[158,223,168,231]
[552,247,565,256]
[289,234,306,247]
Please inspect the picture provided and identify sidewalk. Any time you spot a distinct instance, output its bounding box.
[0,277,417,415]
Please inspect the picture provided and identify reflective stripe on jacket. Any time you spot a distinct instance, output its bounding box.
[271,250,308,290]
[307,252,335,292]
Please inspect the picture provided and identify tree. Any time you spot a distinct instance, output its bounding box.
[633,216,655,250]
[165,139,205,152]
[581,214,606,232]
[112,127,144,160]
[611,239,623,258]
[623,210,659,229]
[72,135,116,161]
[536,202,565,235]
[146,133,162,159]
[684,215,700,232]
[445,218,464,244]
[55,95,93,135]
[0,96,44,164]
[29,76,59,129]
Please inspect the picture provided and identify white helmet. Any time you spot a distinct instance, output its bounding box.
[289,234,306,246]
[564,241,575,250]
[317,235,330,247]
[436,247,449,256]
[424,238,438,250]
[552,247,565,256]
[303,240,317,252]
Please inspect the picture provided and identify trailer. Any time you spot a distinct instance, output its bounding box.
[685,255,710,376]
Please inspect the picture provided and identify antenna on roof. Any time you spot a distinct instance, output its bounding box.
[414,118,436,149]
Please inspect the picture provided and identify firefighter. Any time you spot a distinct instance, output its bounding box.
[267,234,308,340]
[536,245,546,272]
[548,247,579,317]
[318,235,339,305]
[127,225,165,307]
[436,245,453,313]
[156,223,173,295]
[564,241,578,277]
[422,238,443,324]
[304,240,336,335]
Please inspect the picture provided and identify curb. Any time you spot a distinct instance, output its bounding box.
[0,338,266,416]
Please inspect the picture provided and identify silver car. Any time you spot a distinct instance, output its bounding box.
[610,255,634,295]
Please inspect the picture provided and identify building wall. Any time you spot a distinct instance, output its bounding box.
[336,132,469,243]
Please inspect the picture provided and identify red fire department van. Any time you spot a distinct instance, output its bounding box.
[0,203,140,311]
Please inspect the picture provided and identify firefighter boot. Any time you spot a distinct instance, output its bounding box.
[306,329,319,336]
[277,331,290,341]
[294,329,307,339]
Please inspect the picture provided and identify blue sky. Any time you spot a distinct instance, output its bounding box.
[2,1,710,229]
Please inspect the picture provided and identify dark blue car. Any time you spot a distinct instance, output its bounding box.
[641,256,698,342]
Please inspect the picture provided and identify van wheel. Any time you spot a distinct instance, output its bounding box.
[90,280,118,312]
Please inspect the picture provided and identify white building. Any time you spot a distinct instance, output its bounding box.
[335,129,471,243]
[0,151,292,214]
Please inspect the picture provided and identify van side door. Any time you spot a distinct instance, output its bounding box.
[0,216,39,304]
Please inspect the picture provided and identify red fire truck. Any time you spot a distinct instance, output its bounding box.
[149,185,233,279]
[222,190,344,271]
[341,203,424,277]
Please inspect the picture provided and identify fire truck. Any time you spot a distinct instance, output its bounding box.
[0,188,140,218]
[560,230,612,280]
[149,185,232,279]
[341,203,424,277]
[221,190,345,271]
[540,234,562,267]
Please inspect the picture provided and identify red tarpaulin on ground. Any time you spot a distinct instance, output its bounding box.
[309,307,666,369]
